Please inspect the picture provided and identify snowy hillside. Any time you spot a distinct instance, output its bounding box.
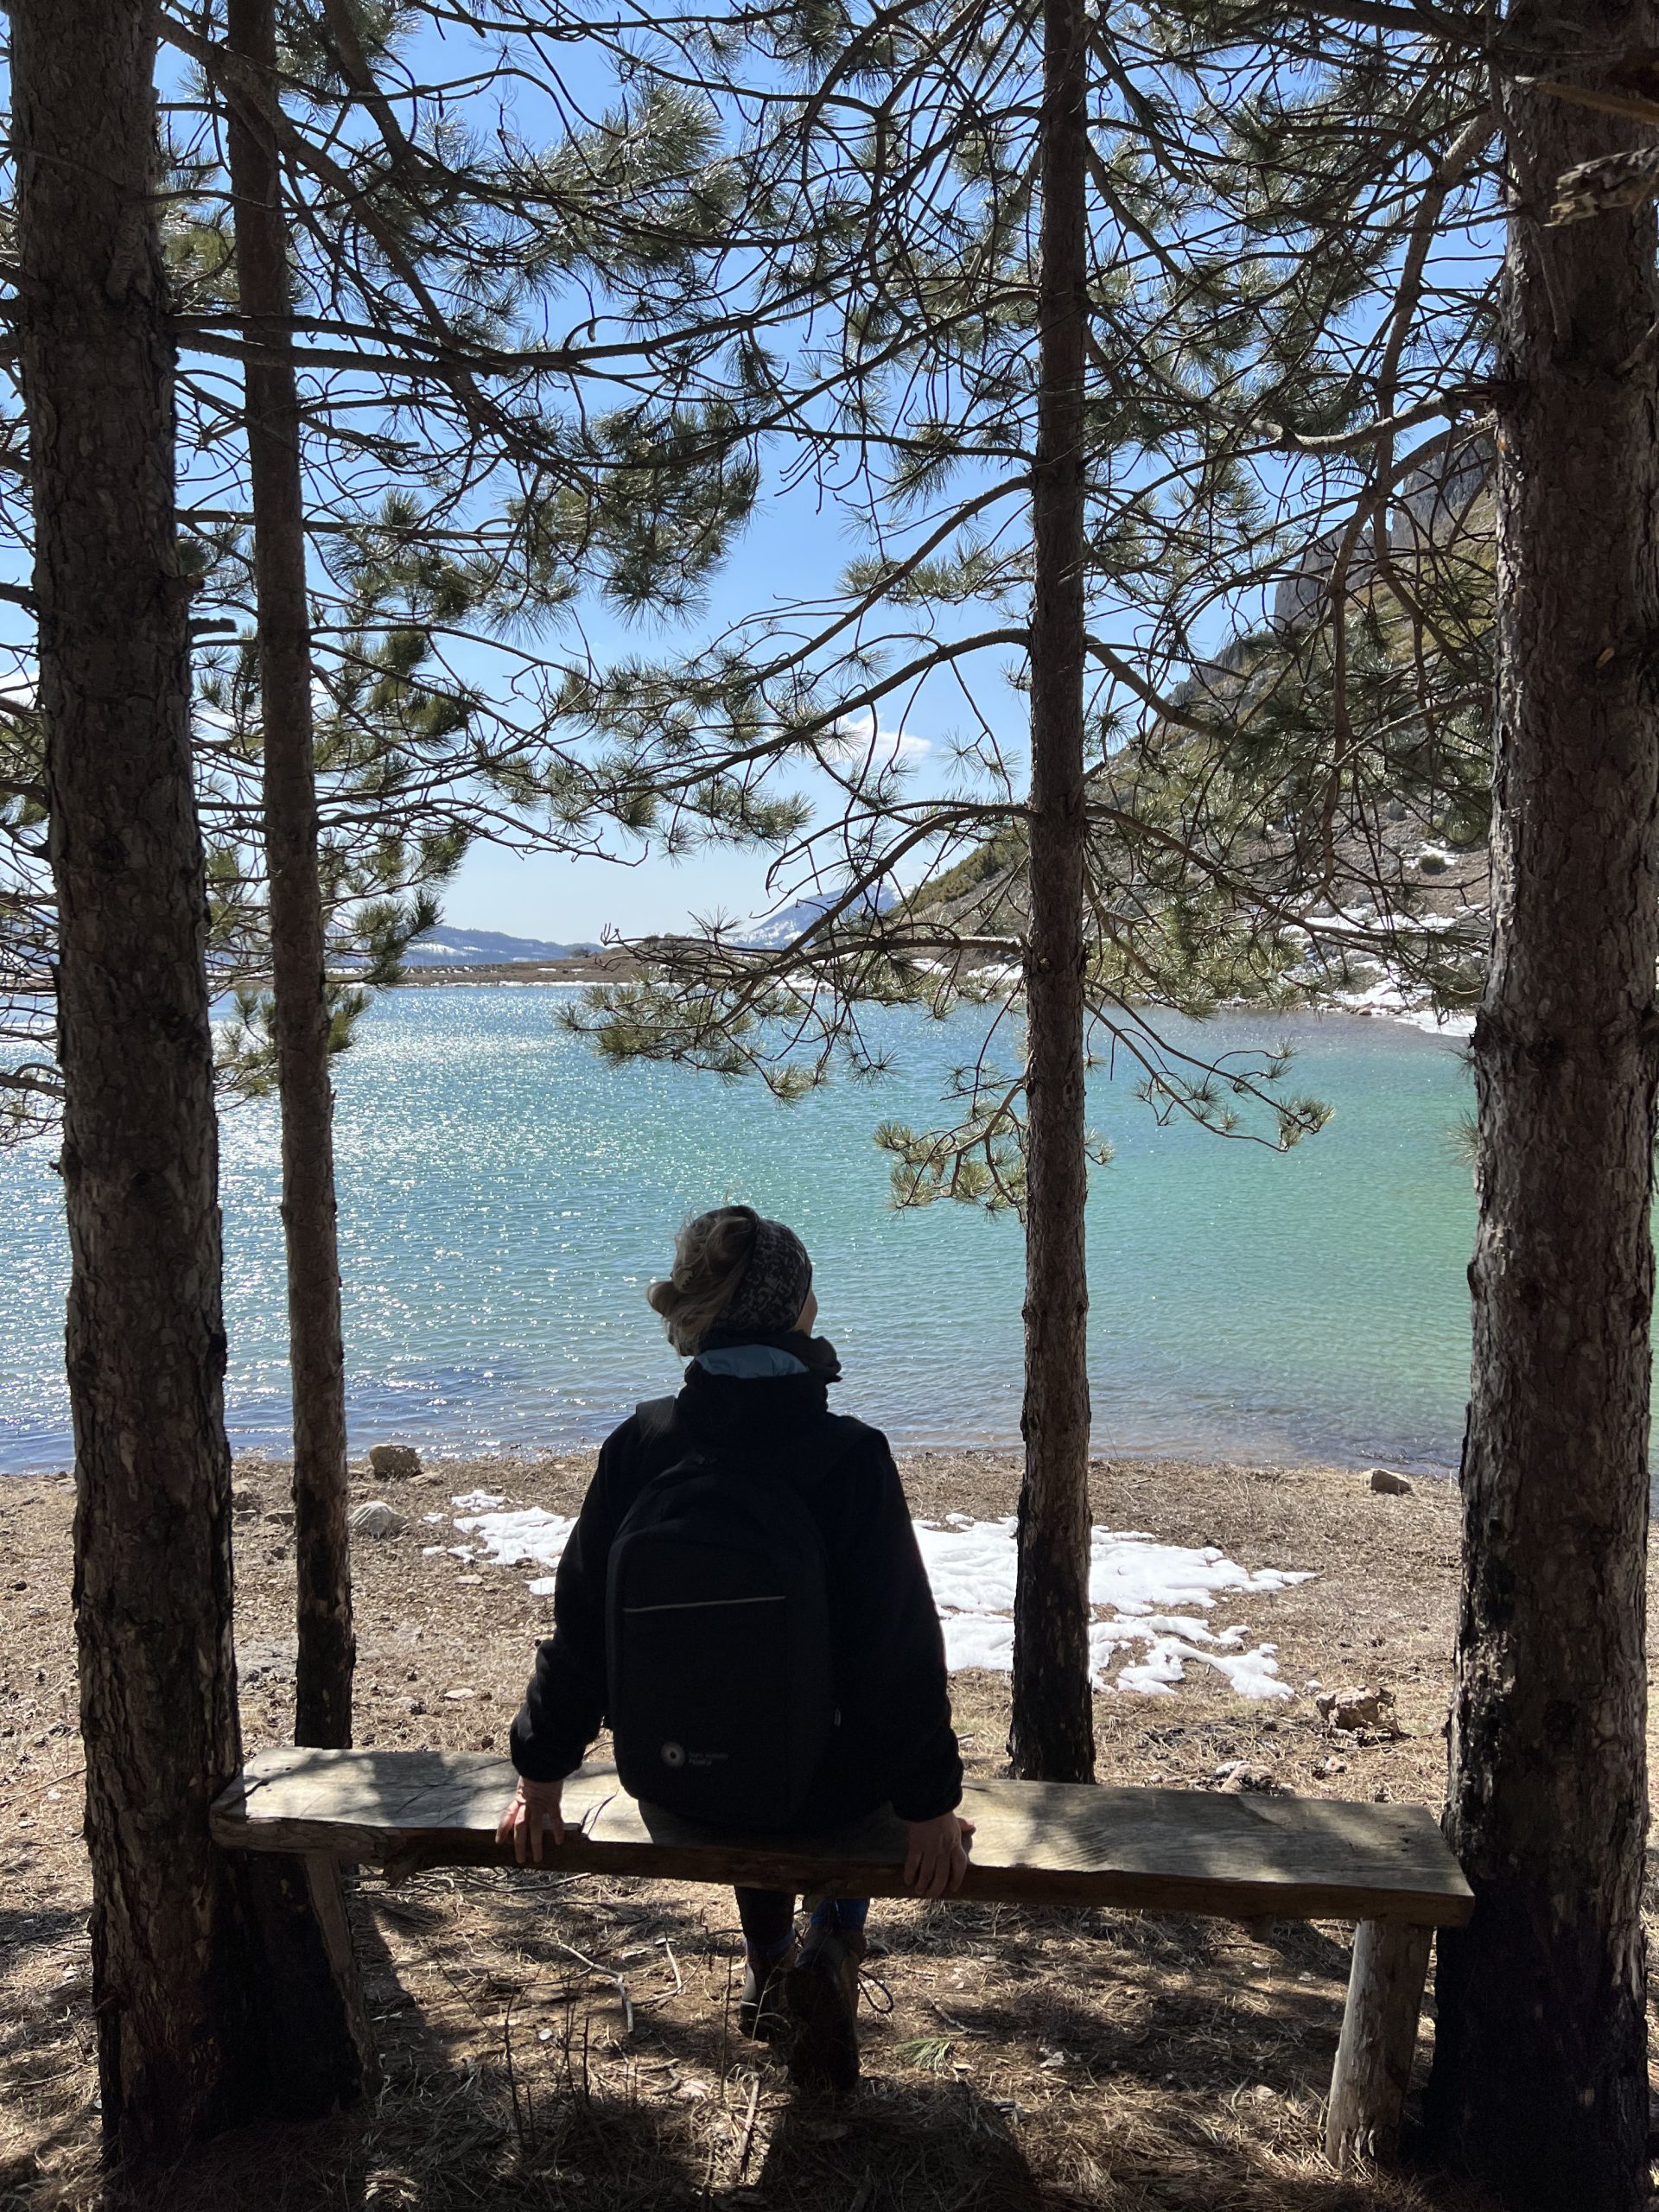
[739,884,897,950]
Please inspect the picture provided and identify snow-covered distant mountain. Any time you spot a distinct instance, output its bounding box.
[403,925,597,967]
[739,884,898,950]
[404,899,898,965]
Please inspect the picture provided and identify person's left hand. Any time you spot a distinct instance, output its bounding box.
[496,1777,566,1864]
[903,1810,976,1897]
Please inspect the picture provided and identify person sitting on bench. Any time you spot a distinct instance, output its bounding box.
[498,1203,974,2091]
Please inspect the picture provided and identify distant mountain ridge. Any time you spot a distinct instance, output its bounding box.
[408,886,903,967]
[404,925,598,967]
[403,904,894,969]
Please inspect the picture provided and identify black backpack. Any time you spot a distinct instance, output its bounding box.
[606,1414,836,1827]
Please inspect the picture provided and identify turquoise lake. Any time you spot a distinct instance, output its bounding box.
[0,988,1479,1476]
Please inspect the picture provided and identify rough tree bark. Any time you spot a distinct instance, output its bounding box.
[1423,20,1659,2207]
[11,0,265,2156]
[225,0,355,1748]
[1009,0,1096,1784]
[15,4,375,2151]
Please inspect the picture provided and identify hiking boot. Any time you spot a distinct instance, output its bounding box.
[784,1925,861,2093]
[738,1944,795,2043]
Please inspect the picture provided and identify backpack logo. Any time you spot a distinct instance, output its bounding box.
[660,1741,687,1769]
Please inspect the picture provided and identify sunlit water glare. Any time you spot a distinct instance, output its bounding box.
[0,988,1478,1476]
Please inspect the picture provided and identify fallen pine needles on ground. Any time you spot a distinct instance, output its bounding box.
[0,1451,1594,2209]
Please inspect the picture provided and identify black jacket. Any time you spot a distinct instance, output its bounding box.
[509,1352,963,1825]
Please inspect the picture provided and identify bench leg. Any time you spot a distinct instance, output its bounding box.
[242,1851,380,2115]
[1325,1919,1433,2170]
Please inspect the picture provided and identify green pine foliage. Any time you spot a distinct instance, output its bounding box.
[558,0,1503,1207]
[1,0,1508,1183]
[0,0,798,1138]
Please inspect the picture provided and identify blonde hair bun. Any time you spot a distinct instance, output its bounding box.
[647,1205,815,1357]
[647,1205,760,1355]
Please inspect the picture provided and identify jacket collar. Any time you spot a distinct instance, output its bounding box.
[694,1326,842,1382]
[696,1343,809,1378]
[674,1338,841,1451]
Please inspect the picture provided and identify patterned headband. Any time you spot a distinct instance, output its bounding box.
[719,1214,813,1333]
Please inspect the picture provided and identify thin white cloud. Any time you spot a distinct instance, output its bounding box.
[820,711,931,764]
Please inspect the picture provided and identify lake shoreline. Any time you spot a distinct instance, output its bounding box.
[0,1433,1465,1484]
[391,963,1478,1036]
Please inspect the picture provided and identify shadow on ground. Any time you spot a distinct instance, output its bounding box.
[23,1873,1505,2212]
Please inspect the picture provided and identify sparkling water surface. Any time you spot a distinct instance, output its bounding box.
[0,989,1478,1476]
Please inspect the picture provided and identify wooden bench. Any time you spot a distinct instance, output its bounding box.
[212,1746,1472,2169]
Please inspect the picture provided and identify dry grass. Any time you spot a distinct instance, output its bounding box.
[0,1446,1619,2211]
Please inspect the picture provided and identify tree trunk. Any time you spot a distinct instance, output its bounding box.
[1423,25,1659,2208]
[12,0,266,2156]
[1009,0,1095,1785]
[225,0,355,1749]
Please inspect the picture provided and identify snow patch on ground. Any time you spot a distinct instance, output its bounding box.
[452,1502,577,1590]
[916,1515,1312,1699]
[1330,969,1476,1036]
[1273,902,1482,1037]
[448,1499,1313,1702]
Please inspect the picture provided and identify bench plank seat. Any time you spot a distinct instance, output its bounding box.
[214,1747,1471,2167]
[213,1746,1471,1929]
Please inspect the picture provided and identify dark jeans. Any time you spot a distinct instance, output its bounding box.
[735,1887,869,1961]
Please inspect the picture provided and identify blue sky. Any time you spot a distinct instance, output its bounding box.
[438,481,969,937]
[450,824,783,940]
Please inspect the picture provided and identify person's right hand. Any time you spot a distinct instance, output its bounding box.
[495,1777,566,1864]
[904,1810,976,1897]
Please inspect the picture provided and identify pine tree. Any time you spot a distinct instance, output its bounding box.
[561,0,1368,1782]
[224,0,355,1750]
[139,0,772,1747]
[1422,25,1658,2204]
[1013,0,1095,1782]
[0,2,823,2146]
[12,0,271,2152]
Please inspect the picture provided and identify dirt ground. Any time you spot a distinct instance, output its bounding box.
[0,1446,1613,2211]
